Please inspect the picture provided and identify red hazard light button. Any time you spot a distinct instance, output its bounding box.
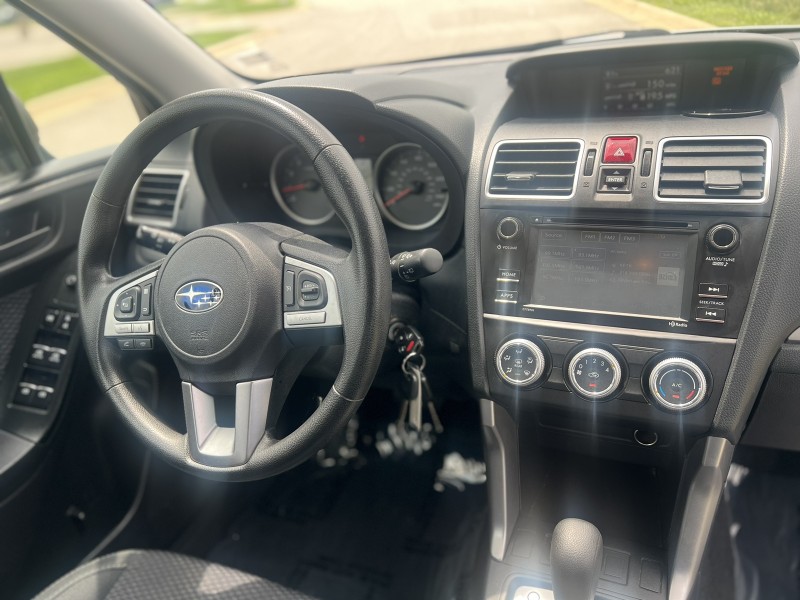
[603,136,638,164]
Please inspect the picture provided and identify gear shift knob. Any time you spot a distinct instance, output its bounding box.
[550,518,603,600]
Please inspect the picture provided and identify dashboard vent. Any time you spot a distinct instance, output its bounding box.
[128,170,187,224]
[487,140,582,198]
[656,137,770,203]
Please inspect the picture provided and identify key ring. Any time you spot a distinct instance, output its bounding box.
[401,352,426,377]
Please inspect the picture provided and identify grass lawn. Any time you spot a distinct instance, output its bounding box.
[643,0,800,27]
[5,29,250,102]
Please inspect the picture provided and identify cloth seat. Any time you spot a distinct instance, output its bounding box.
[34,549,317,600]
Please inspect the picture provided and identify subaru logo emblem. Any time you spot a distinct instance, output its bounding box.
[175,281,223,313]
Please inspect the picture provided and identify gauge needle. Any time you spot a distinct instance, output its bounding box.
[384,187,414,207]
[281,180,320,194]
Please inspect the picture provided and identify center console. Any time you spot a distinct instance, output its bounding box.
[480,114,775,447]
[478,112,778,599]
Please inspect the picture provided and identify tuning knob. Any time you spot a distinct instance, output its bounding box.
[706,224,739,253]
[647,356,709,412]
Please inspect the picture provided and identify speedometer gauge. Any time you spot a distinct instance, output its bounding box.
[270,145,334,226]
[374,143,449,231]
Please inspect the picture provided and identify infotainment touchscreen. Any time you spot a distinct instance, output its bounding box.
[530,228,695,320]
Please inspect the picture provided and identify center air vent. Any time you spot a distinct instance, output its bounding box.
[128,169,187,224]
[487,140,583,198]
[656,137,770,203]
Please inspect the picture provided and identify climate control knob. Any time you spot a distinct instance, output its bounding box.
[706,223,739,253]
[497,217,523,241]
[496,338,546,387]
[566,347,624,400]
[647,356,709,412]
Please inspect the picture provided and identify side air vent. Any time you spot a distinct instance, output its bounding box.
[128,169,187,224]
[487,140,583,198]
[655,137,770,203]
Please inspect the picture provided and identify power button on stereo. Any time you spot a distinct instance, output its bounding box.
[497,217,522,241]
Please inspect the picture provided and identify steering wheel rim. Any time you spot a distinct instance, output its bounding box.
[78,89,391,481]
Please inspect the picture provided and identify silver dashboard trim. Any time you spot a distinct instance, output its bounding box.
[483,313,736,344]
[523,303,687,323]
[653,135,772,204]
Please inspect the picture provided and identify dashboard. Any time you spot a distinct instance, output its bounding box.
[125,31,800,459]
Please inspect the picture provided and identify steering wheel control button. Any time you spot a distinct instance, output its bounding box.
[647,357,709,412]
[114,323,133,334]
[297,271,326,309]
[698,283,729,298]
[496,338,546,388]
[603,136,638,164]
[140,283,153,318]
[118,339,135,350]
[497,217,522,241]
[695,307,726,323]
[114,286,140,320]
[706,224,740,253]
[566,347,624,401]
[286,311,326,326]
[283,270,295,306]
[597,166,633,193]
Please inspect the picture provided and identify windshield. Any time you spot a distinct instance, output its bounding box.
[155,0,800,80]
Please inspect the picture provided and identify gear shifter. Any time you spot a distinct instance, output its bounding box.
[550,518,604,600]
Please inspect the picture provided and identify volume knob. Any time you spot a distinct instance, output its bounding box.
[497,217,522,241]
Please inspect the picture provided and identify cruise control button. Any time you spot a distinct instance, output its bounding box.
[286,311,326,326]
[603,136,637,164]
[696,307,726,323]
[698,283,728,298]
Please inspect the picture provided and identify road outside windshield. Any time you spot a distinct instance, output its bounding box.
[1,0,797,157]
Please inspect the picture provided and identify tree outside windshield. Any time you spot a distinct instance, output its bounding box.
[0,0,797,157]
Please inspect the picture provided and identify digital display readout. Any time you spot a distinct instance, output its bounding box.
[530,229,692,319]
[601,64,682,114]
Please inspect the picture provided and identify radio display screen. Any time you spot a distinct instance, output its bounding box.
[530,228,694,320]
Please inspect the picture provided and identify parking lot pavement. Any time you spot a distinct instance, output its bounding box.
[9,0,706,157]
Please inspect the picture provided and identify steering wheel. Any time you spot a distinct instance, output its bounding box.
[78,89,391,481]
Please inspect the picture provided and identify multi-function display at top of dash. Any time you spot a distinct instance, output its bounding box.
[601,64,683,114]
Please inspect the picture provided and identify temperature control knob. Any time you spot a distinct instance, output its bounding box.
[566,347,624,400]
[496,338,546,387]
[647,357,709,412]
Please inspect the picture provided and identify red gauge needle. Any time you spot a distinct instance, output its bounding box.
[384,187,413,207]
[281,183,308,194]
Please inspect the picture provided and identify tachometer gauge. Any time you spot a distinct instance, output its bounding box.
[270,145,334,226]
[374,143,449,231]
